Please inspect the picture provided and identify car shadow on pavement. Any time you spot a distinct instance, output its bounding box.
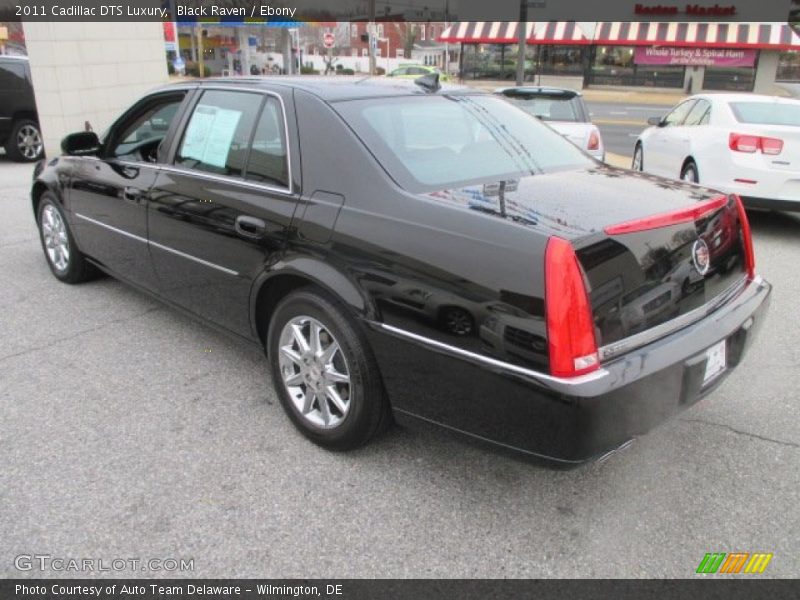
[748,209,800,234]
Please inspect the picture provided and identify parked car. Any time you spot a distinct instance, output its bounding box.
[31,76,770,464]
[494,86,605,160]
[0,55,43,162]
[387,64,450,82]
[633,93,800,212]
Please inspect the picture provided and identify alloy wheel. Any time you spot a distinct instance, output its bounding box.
[443,308,473,335]
[41,205,70,272]
[278,316,351,429]
[17,124,43,160]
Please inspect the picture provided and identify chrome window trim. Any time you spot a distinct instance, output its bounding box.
[171,85,294,196]
[155,163,292,196]
[74,212,239,277]
[598,275,748,362]
[372,322,610,387]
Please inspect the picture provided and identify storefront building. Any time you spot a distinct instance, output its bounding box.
[439,22,800,93]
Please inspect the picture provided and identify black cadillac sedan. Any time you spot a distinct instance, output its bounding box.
[32,76,771,464]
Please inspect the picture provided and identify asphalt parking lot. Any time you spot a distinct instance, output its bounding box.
[1,157,799,578]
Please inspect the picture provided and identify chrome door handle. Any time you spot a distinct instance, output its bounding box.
[235,215,266,238]
[123,186,143,203]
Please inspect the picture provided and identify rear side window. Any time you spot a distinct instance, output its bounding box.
[176,90,262,177]
[244,97,289,188]
[729,102,800,126]
[336,95,593,192]
[0,61,26,81]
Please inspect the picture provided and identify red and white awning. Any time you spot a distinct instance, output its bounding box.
[439,21,591,45]
[593,22,800,50]
[438,22,800,50]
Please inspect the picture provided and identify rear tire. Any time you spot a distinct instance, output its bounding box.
[6,119,44,162]
[267,288,391,450]
[36,194,97,283]
[681,160,699,183]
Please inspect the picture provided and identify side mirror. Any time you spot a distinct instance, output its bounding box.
[647,116,664,127]
[61,131,100,156]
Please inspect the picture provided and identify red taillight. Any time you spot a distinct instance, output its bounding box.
[587,130,600,151]
[761,137,784,155]
[604,195,728,235]
[545,237,599,378]
[734,194,755,279]
[729,133,783,156]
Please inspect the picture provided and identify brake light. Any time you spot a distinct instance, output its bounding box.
[545,237,599,378]
[729,133,783,155]
[761,137,784,155]
[587,130,600,151]
[734,194,755,279]
[604,195,728,235]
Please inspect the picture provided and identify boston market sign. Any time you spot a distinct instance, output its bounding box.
[634,3,738,16]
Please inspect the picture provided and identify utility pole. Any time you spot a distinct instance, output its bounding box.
[515,0,527,86]
[368,0,376,75]
[196,25,205,78]
[281,28,293,75]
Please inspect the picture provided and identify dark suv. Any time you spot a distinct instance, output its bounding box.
[0,55,43,162]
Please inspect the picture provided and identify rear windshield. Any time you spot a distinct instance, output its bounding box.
[729,102,800,127]
[334,95,594,192]
[499,93,584,122]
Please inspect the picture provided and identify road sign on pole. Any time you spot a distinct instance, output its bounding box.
[323,32,335,49]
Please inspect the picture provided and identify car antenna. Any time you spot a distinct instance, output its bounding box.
[414,72,440,93]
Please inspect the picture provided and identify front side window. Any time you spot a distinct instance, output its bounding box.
[176,90,262,177]
[682,99,711,127]
[110,94,186,162]
[335,95,593,192]
[662,100,697,127]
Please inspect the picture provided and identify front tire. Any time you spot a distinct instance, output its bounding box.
[267,288,391,450]
[6,119,44,162]
[37,194,96,283]
[632,144,644,171]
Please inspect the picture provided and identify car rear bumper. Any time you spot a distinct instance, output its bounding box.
[366,275,771,464]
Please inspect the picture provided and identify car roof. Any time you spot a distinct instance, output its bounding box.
[163,76,475,102]
[691,92,800,105]
[494,86,582,98]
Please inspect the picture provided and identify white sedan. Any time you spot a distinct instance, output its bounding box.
[632,93,800,211]
[495,86,605,161]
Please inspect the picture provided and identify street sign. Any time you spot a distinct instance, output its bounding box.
[323,32,335,49]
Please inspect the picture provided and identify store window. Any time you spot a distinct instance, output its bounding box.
[589,45,684,88]
[777,51,800,82]
[462,44,522,80]
[703,66,755,92]
[533,45,586,76]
